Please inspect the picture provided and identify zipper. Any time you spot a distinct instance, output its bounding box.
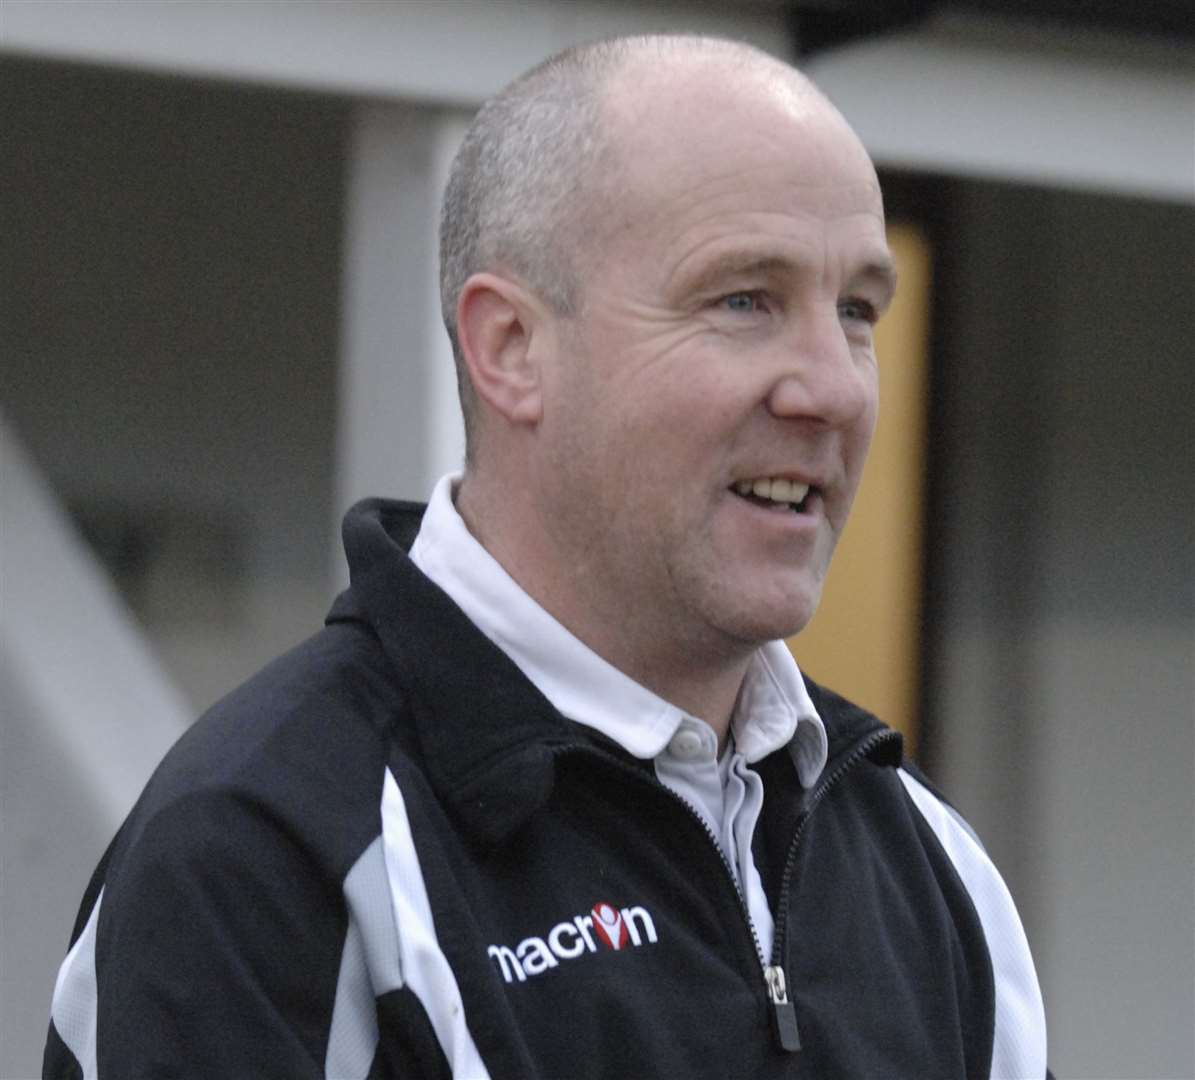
[659,779,802,1052]
[768,729,903,972]
[764,962,802,1051]
[761,728,901,1051]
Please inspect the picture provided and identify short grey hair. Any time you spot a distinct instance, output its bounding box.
[438,35,790,460]
[439,40,627,459]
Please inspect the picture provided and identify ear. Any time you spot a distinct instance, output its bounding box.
[456,272,548,427]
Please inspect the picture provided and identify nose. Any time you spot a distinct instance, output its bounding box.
[765,308,876,428]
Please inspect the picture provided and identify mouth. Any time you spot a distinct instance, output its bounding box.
[730,476,815,514]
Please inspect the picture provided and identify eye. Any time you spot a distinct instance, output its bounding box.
[838,297,878,325]
[721,291,764,314]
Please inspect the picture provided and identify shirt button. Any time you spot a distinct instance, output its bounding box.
[668,727,705,760]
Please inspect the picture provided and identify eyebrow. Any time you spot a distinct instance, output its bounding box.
[676,249,899,305]
[674,253,798,300]
[850,256,899,308]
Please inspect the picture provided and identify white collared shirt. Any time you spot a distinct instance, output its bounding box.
[409,473,828,962]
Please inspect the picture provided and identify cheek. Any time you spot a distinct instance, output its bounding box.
[849,368,881,462]
[609,360,729,445]
[853,402,879,466]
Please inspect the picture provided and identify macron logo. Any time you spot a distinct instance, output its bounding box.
[591,902,628,950]
[487,901,658,984]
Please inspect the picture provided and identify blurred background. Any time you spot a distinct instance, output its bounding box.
[1,2,1192,1077]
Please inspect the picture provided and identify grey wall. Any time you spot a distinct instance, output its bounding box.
[926,182,1195,1080]
[1,58,348,709]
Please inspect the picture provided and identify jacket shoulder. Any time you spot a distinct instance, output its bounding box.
[121,619,403,889]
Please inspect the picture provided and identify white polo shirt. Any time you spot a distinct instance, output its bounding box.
[409,473,828,963]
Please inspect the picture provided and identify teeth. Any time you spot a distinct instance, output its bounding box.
[771,478,794,502]
[733,477,811,506]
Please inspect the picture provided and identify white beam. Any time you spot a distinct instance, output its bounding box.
[0,0,792,106]
[332,103,468,587]
[0,414,191,827]
[1,414,191,1077]
[809,32,1195,203]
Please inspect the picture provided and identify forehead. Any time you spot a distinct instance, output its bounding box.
[594,57,886,270]
[605,52,867,162]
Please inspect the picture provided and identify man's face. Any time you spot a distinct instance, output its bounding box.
[529,64,894,665]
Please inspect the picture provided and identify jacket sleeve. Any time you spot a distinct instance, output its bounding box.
[898,767,1049,1080]
[44,786,355,1079]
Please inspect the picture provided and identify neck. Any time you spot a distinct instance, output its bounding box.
[455,472,752,748]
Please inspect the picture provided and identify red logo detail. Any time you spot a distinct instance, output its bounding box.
[591,902,629,950]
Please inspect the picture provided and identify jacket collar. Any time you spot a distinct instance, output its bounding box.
[328,498,585,845]
[803,679,903,768]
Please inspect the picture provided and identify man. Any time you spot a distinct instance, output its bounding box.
[46,34,1047,1079]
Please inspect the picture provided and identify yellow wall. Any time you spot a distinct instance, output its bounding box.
[788,224,931,752]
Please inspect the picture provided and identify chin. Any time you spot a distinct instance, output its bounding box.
[711,590,822,649]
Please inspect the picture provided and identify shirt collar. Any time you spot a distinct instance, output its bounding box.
[409,473,828,787]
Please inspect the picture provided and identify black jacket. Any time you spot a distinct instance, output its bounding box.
[45,499,1045,1078]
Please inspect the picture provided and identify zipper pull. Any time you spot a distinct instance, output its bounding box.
[764,964,802,1052]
